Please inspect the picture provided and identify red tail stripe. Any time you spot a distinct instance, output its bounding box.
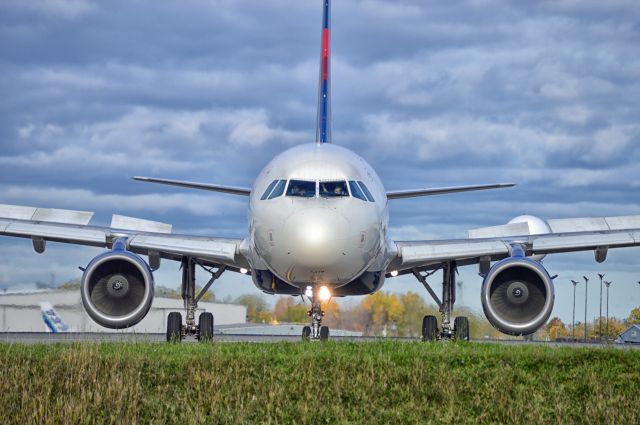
[322,28,330,81]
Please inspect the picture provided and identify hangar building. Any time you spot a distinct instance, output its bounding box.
[0,290,246,333]
[617,324,640,344]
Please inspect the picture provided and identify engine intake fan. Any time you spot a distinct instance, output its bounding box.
[81,248,154,329]
[481,257,554,336]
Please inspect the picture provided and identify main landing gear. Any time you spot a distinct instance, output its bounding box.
[302,285,331,341]
[166,257,226,343]
[411,261,470,342]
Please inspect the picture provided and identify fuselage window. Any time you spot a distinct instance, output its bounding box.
[348,181,367,201]
[357,181,375,202]
[260,180,279,200]
[319,181,349,198]
[286,180,316,198]
[268,179,287,199]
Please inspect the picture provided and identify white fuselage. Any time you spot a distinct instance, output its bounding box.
[245,143,392,290]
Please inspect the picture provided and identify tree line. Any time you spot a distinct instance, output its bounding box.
[234,292,640,340]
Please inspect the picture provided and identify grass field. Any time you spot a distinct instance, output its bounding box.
[1,341,639,424]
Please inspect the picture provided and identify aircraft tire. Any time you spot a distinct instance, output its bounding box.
[320,326,330,341]
[422,315,438,341]
[454,316,470,341]
[302,326,311,340]
[166,312,182,343]
[198,312,214,342]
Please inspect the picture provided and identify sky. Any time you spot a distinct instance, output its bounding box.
[0,0,639,325]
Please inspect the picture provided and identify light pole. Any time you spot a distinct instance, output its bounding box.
[571,280,579,341]
[604,281,612,343]
[583,276,589,341]
[598,273,604,342]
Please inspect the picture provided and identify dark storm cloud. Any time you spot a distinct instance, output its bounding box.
[0,0,639,319]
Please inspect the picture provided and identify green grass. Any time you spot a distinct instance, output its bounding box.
[1,342,639,424]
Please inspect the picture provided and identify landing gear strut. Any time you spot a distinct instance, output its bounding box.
[165,257,226,343]
[302,286,330,341]
[412,261,469,341]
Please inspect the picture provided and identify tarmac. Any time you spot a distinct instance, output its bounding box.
[1,332,638,348]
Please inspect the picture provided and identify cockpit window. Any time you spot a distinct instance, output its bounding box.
[348,181,367,201]
[267,179,287,199]
[357,181,375,202]
[260,180,279,200]
[319,181,349,198]
[286,180,316,198]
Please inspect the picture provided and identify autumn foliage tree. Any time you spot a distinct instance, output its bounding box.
[360,291,404,336]
[546,317,569,340]
[235,294,271,323]
[627,307,640,325]
[273,297,308,323]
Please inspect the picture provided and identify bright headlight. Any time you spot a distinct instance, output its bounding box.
[319,285,331,301]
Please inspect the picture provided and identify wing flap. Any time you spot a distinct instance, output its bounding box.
[0,204,93,225]
[111,215,172,234]
[533,232,638,253]
[468,222,529,239]
[606,215,640,230]
[548,217,609,233]
[547,215,640,233]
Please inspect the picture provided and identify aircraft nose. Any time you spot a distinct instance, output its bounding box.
[283,208,350,268]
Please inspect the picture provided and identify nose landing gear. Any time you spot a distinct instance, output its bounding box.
[302,285,331,341]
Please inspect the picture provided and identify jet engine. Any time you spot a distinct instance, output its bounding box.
[481,257,554,336]
[81,249,154,329]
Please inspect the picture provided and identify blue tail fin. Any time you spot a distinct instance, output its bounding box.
[316,0,331,144]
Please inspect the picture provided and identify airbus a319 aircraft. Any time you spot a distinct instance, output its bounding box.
[2,0,639,341]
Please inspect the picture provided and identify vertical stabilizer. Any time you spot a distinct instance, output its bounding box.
[316,0,331,144]
[40,302,72,333]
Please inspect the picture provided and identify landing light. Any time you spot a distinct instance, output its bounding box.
[305,286,313,297]
[390,270,399,277]
[240,268,249,274]
[319,285,331,301]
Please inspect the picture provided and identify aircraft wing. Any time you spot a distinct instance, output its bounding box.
[133,176,251,196]
[0,204,248,271]
[388,214,640,274]
[386,183,515,200]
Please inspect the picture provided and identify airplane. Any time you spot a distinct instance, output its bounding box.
[40,302,72,333]
[2,0,640,342]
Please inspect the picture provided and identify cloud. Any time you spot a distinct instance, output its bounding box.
[0,185,245,219]
[4,0,95,19]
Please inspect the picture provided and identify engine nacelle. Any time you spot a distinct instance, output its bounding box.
[508,215,551,261]
[481,257,554,336]
[81,249,154,329]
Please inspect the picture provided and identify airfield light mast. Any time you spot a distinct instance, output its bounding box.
[604,281,612,343]
[583,276,589,341]
[570,280,579,341]
[598,273,604,342]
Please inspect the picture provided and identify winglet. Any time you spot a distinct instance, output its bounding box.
[316,0,331,144]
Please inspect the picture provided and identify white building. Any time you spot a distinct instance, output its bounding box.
[0,290,246,333]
